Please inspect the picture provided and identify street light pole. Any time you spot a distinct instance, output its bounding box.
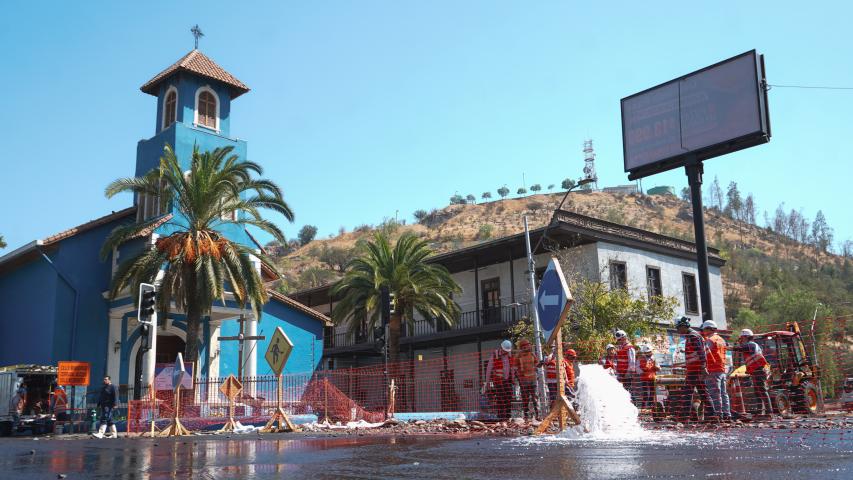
[523,215,549,416]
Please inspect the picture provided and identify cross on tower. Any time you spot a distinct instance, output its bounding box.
[191,24,204,49]
[218,315,265,379]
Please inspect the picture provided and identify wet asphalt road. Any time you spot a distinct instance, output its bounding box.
[1,429,852,479]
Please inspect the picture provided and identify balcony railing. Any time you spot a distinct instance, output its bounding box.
[324,303,529,350]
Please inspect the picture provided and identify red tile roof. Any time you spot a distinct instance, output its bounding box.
[42,207,137,246]
[140,50,250,98]
[267,289,333,326]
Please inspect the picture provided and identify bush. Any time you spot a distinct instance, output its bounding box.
[477,224,494,240]
[413,209,428,223]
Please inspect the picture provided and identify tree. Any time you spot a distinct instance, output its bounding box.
[708,176,724,211]
[530,184,542,192]
[811,210,834,252]
[0,235,5,249]
[412,209,428,223]
[743,194,756,225]
[298,225,318,246]
[332,232,461,364]
[481,192,492,200]
[317,244,356,272]
[517,187,527,195]
[842,239,853,258]
[561,178,575,190]
[466,194,476,204]
[725,181,743,220]
[102,144,292,364]
[547,184,555,190]
[680,187,691,202]
[497,186,510,198]
[449,194,465,205]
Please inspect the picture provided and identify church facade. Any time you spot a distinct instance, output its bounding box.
[0,49,330,397]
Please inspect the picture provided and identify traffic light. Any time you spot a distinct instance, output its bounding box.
[138,283,157,352]
[373,325,386,353]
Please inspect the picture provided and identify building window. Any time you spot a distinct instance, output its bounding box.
[481,277,502,325]
[162,87,177,130]
[136,178,169,222]
[646,266,662,299]
[609,261,627,291]
[682,273,699,314]
[195,87,219,130]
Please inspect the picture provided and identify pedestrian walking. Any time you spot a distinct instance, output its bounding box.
[93,376,118,438]
[675,317,712,422]
[732,329,773,419]
[638,345,660,410]
[513,338,539,420]
[483,340,515,421]
[701,320,731,422]
[614,330,638,402]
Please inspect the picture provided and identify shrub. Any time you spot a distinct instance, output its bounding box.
[477,224,494,240]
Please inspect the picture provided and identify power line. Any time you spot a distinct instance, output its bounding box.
[768,83,853,91]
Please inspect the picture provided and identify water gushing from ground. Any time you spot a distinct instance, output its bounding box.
[558,364,645,440]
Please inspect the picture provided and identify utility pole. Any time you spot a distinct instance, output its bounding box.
[523,216,548,416]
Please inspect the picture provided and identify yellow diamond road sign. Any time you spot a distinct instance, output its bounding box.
[219,374,243,400]
[265,326,293,376]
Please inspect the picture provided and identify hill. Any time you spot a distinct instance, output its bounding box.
[270,190,852,327]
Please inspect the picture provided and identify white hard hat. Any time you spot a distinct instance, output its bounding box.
[639,344,653,354]
[501,340,513,352]
[605,343,616,350]
[740,329,754,337]
[701,320,718,330]
[614,330,627,339]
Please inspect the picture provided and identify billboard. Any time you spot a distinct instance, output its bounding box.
[621,50,770,180]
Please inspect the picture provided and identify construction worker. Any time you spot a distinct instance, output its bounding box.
[539,348,571,406]
[732,329,773,419]
[93,376,118,438]
[513,338,539,420]
[701,320,731,422]
[614,330,637,401]
[564,348,578,401]
[675,317,712,423]
[638,345,660,410]
[483,340,515,421]
[51,383,69,422]
[599,344,617,372]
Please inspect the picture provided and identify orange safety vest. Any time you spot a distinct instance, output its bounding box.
[705,334,727,373]
[514,351,537,382]
[639,357,658,381]
[53,389,67,410]
[743,341,769,374]
[490,350,512,382]
[545,357,575,388]
[616,343,635,374]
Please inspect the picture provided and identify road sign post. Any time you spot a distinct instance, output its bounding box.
[218,375,243,432]
[533,258,581,435]
[159,353,191,436]
[262,327,298,433]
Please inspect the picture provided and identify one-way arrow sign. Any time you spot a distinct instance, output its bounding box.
[536,257,573,345]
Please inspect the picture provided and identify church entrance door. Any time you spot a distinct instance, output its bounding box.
[133,334,186,399]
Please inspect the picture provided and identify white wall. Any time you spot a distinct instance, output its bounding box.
[595,242,726,328]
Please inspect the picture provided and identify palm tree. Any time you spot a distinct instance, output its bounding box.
[331,232,460,364]
[101,144,293,364]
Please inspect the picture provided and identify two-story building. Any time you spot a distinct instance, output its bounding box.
[292,209,727,373]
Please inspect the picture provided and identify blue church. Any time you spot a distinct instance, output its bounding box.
[0,49,330,396]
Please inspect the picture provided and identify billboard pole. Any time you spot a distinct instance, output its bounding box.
[684,155,713,321]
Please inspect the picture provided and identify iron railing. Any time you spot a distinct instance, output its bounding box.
[324,303,529,349]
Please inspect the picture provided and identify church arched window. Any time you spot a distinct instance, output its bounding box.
[195,87,219,131]
[162,87,177,131]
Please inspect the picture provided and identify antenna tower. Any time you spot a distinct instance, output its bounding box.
[582,139,598,190]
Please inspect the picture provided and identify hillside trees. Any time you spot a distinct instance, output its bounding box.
[482,192,492,200]
[497,186,510,198]
[812,210,834,253]
[466,194,476,204]
[449,194,465,205]
[413,209,428,223]
[561,178,576,190]
[517,187,527,195]
[530,184,542,192]
[299,225,318,245]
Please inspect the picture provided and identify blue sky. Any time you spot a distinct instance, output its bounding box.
[1,1,851,251]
